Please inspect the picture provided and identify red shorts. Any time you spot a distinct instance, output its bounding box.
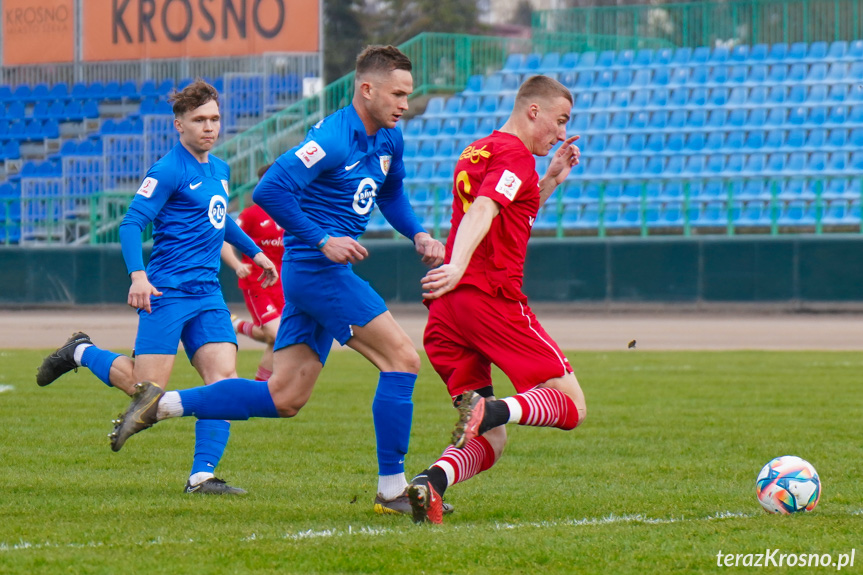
[242,285,285,327]
[423,284,572,398]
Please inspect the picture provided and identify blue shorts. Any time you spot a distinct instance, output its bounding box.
[274,259,388,365]
[135,290,237,362]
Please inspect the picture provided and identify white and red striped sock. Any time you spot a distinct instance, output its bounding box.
[503,387,580,430]
[255,366,272,381]
[237,321,255,338]
[432,435,496,487]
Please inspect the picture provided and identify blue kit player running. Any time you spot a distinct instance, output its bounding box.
[37,80,278,495]
[108,46,447,515]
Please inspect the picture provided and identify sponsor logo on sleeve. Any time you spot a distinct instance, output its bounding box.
[495,170,522,201]
[295,141,326,168]
[221,180,230,195]
[136,177,158,198]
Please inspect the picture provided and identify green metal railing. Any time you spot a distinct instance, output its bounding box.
[3,178,862,247]
[533,0,863,52]
[213,32,535,201]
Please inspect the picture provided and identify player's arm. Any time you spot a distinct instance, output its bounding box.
[421,196,499,300]
[119,172,174,313]
[376,163,444,267]
[538,135,581,207]
[224,217,278,288]
[220,243,251,279]
[254,137,367,265]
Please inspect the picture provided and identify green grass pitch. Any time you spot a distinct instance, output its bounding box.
[1,349,861,573]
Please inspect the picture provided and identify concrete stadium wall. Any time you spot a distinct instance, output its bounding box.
[2,236,863,306]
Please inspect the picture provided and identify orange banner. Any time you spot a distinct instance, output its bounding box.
[83,0,319,62]
[2,0,75,65]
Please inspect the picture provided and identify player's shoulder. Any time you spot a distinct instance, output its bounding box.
[208,154,230,176]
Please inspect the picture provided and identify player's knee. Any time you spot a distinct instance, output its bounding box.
[391,341,421,374]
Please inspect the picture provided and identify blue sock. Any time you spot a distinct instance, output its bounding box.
[80,346,121,388]
[372,372,416,476]
[178,378,279,420]
[190,419,230,476]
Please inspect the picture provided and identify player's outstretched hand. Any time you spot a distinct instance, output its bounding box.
[421,264,464,300]
[545,135,581,185]
[252,252,279,288]
[128,271,162,314]
[320,235,369,265]
[413,232,445,268]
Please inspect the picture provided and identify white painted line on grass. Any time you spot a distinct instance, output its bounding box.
[0,511,757,551]
[0,385,14,393]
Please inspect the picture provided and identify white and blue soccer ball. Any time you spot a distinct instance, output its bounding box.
[756,455,821,514]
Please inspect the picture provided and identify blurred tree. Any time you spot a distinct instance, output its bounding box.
[363,0,481,46]
[324,0,366,83]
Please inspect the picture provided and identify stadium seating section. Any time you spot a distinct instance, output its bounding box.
[0,74,305,243]
[3,42,863,243]
[395,40,863,235]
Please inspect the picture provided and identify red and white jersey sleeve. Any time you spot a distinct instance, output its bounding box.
[444,130,539,302]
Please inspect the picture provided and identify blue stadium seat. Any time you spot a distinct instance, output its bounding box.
[807,63,828,83]
[646,133,665,153]
[666,131,685,153]
[559,52,579,70]
[768,64,788,83]
[540,52,561,71]
[766,153,787,173]
[828,128,848,148]
[744,130,766,150]
[593,91,612,109]
[828,152,849,172]
[806,128,827,148]
[785,128,805,148]
[729,45,749,63]
[848,40,863,60]
[634,49,653,67]
[425,97,445,117]
[577,51,597,68]
[502,54,523,72]
[652,67,670,86]
[464,75,483,93]
[612,90,632,109]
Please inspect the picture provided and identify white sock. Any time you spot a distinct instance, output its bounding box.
[156,391,183,420]
[72,343,93,367]
[378,472,407,500]
[503,396,523,424]
[188,471,214,486]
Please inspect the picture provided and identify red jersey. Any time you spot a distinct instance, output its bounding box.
[446,130,540,302]
[236,203,284,291]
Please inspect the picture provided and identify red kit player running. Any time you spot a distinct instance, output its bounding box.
[407,75,586,524]
[221,165,285,382]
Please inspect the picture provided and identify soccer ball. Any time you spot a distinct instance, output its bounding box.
[756,455,821,514]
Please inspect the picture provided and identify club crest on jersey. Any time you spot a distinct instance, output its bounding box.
[495,170,522,201]
[296,141,326,168]
[221,180,229,195]
[353,177,377,215]
[379,155,391,176]
[208,195,228,229]
[136,177,158,198]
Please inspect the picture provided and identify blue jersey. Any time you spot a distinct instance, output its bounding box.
[122,142,257,294]
[255,104,422,262]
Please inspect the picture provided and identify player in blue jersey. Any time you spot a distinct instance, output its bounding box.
[36,80,278,495]
[108,46,448,515]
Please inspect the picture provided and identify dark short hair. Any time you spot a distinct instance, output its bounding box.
[355,45,412,79]
[169,79,219,117]
[257,163,272,180]
[516,75,573,107]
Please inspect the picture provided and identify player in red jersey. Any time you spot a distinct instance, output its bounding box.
[406,75,585,524]
[221,164,285,382]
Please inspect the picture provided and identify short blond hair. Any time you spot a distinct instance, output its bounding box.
[515,75,573,109]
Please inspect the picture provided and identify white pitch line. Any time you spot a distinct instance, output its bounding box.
[0,511,756,552]
[0,385,15,393]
